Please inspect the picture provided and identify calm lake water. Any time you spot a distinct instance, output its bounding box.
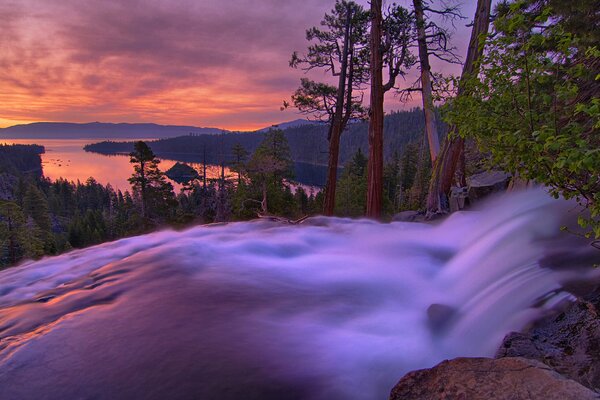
[0,138,325,193]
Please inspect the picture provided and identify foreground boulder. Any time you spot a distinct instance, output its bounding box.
[389,357,599,400]
[496,290,600,391]
[467,170,511,202]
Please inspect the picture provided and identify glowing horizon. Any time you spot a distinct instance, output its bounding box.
[0,0,475,131]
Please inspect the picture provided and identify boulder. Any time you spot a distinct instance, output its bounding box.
[449,186,468,212]
[467,170,511,202]
[392,210,425,223]
[389,357,599,400]
[496,290,600,391]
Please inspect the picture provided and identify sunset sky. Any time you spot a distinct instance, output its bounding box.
[0,0,476,131]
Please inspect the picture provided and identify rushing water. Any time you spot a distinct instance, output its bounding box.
[0,190,598,399]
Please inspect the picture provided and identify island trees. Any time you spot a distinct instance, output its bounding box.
[289,0,369,216]
[445,0,600,237]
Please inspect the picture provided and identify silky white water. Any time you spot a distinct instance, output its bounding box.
[0,190,597,399]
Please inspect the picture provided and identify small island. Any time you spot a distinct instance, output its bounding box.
[165,162,200,184]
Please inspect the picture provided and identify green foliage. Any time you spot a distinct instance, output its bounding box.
[23,185,52,231]
[245,129,296,216]
[335,148,368,216]
[290,0,369,123]
[231,143,249,185]
[68,210,107,248]
[128,141,177,223]
[0,201,44,266]
[445,0,600,237]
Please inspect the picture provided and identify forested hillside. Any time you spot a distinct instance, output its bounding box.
[84,109,446,166]
[0,144,44,178]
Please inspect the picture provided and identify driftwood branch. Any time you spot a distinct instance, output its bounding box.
[256,214,310,224]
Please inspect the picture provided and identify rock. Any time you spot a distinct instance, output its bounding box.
[392,210,425,222]
[426,303,457,332]
[467,170,511,202]
[449,186,468,212]
[496,291,600,391]
[389,357,599,400]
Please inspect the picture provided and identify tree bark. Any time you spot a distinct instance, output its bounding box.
[261,181,268,215]
[7,217,16,265]
[426,0,492,217]
[366,0,384,218]
[413,0,440,163]
[323,4,353,216]
[140,160,146,218]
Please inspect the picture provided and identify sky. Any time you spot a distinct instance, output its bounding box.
[0,0,477,131]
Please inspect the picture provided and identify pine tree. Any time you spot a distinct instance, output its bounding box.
[128,141,176,223]
[290,0,370,215]
[336,148,368,216]
[23,185,52,231]
[246,130,294,215]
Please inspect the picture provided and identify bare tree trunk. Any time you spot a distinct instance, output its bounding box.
[366,0,384,218]
[139,160,146,218]
[323,4,353,216]
[7,218,16,265]
[413,0,440,163]
[323,123,343,215]
[426,0,492,217]
[261,181,268,215]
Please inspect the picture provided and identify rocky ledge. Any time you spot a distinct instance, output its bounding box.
[390,357,598,400]
[390,288,600,399]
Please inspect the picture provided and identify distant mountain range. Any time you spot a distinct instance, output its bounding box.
[84,109,446,167]
[0,119,321,139]
[256,118,324,132]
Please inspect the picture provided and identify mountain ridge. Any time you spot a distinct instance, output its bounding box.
[0,119,319,139]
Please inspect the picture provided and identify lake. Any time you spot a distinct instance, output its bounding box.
[0,138,327,193]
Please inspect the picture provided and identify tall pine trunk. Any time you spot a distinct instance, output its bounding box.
[261,181,268,215]
[323,4,353,216]
[366,0,384,218]
[426,0,492,217]
[413,0,440,163]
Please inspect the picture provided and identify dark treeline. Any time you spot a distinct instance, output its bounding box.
[84,109,446,167]
[0,138,323,269]
[0,144,44,178]
[0,125,437,268]
[2,0,597,268]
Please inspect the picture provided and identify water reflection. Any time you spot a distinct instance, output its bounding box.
[0,139,325,193]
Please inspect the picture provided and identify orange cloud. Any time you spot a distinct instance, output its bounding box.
[0,0,472,130]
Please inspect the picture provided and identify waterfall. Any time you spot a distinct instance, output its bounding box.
[0,189,598,399]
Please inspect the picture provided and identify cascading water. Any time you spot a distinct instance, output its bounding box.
[0,189,598,399]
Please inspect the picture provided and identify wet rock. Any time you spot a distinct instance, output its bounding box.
[426,303,457,332]
[467,170,511,202]
[449,186,468,212]
[389,357,599,400]
[392,211,425,222]
[496,290,600,391]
